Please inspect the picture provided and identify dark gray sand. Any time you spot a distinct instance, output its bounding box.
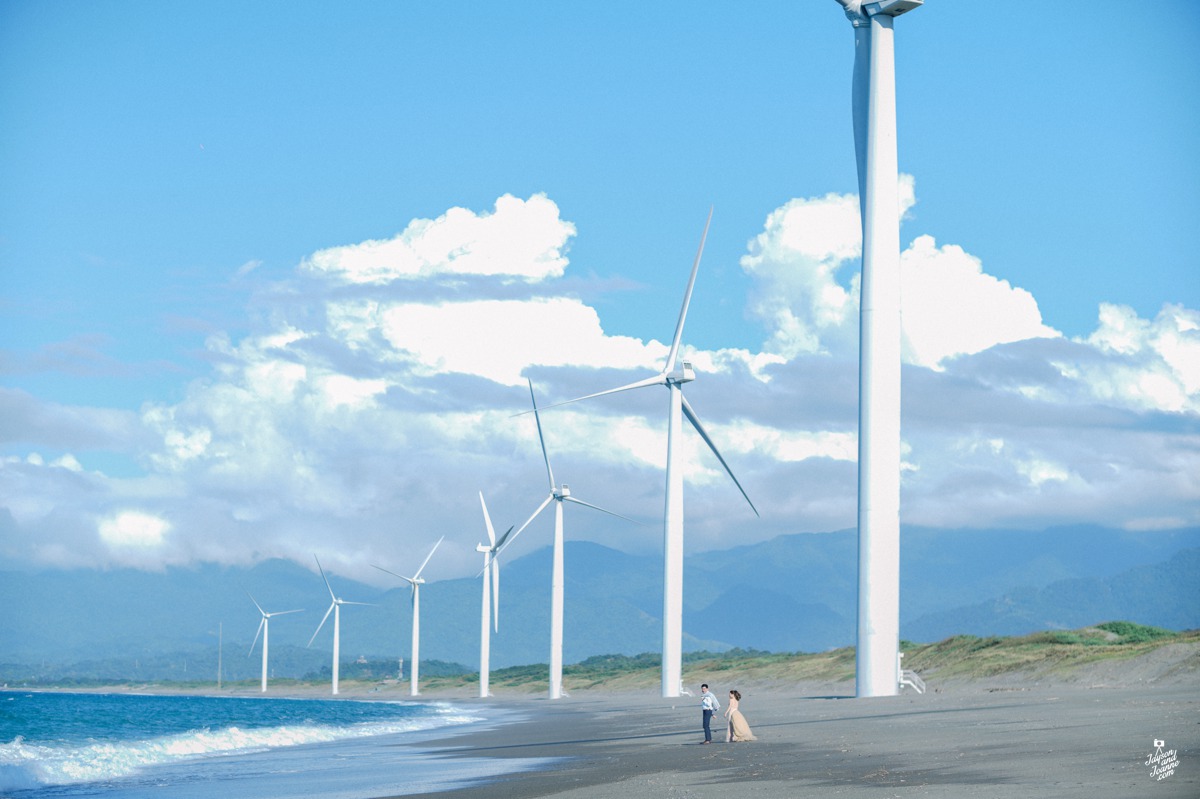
[393,682,1196,798]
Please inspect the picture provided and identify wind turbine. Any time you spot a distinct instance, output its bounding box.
[475,492,514,699]
[247,592,303,693]
[834,0,921,697]
[307,555,372,695]
[525,210,758,698]
[374,537,443,696]
[504,379,640,700]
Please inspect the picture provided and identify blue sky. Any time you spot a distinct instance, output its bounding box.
[1,1,1197,583]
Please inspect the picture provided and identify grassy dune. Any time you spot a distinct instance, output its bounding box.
[417,622,1199,694]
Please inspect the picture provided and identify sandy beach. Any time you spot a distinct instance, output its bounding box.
[391,679,1197,799]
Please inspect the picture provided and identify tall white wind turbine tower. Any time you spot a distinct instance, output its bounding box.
[476,493,514,699]
[247,593,302,693]
[307,555,372,696]
[505,379,639,700]
[834,0,921,697]
[529,210,758,698]
[375,537,444,697]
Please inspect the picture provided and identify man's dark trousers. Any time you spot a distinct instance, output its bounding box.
[703,708,713,742]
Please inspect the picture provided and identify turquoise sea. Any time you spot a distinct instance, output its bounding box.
[0,691,553,799]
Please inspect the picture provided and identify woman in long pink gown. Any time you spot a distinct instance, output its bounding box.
[724,690,757,742]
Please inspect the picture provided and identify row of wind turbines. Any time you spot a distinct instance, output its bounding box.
[462,202,767,701]
[493,207,759,700]
[246,542,442,696]
[244,210,758,701]
[250,0,920,701]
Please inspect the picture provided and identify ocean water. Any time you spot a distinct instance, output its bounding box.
[0,691,555,799]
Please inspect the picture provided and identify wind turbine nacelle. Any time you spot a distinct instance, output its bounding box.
[476,543,490,553]
[668,361,696,384]
[560,484,571,498]
[865,0,922,17]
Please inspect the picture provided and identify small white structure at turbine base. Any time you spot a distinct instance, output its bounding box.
[835,0,920,698]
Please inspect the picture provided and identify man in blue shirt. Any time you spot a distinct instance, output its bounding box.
[699,684,720,743]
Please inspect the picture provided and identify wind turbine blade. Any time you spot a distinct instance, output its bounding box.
[308,602,335,647]
[498,494,554,556]
[340,600,375,607]
[479,492,496,547]
[493,524,516,552]
[313,555,337,602]
[664,206,713,374]
[528,379,556,492]
[562,495,644,525]
[842,2,870,224]
[249,618,265,656]
[271,609,304,617]
[680,394,760,517]
[246,591,266,616]
[413,536,444,581]
[835,0,866,15]
[372,564,406,581]
[476,524,515,580]
[513,374,666,417]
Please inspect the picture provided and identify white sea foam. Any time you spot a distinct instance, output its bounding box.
[0,706,481,792]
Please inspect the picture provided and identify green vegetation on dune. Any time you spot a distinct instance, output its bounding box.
[1095,620,1175,642]
[303,658,469,683]
[900,622,1194,680]
[417,621,1196,692]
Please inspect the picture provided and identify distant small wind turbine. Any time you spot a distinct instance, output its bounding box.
[504,379,640,699]
[374,537,443,697]
[476,492,514,699]
[247,592,303,693]
[517,215,756,698]
[834,0,921,698]
[308,555,372,696]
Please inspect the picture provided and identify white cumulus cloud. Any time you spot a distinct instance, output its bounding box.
[302,193,576,285]
[900,235,1060,369]
[1081,303,1200,412]
[99,510,170,548]
[740,189,864,357]
[377,297,657,386]
[740,175,1057,368]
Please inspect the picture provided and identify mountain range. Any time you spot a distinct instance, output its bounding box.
[1,525,1196,683]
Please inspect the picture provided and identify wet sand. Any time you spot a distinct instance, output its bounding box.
[392,682,1197,798]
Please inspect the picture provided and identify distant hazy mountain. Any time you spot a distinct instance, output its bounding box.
[905,547,1200,641]
[1,525,1196,682]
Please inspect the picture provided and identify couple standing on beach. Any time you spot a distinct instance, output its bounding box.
[699,684,756,744]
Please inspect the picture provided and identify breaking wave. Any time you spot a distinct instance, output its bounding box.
[0,704,479,792]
